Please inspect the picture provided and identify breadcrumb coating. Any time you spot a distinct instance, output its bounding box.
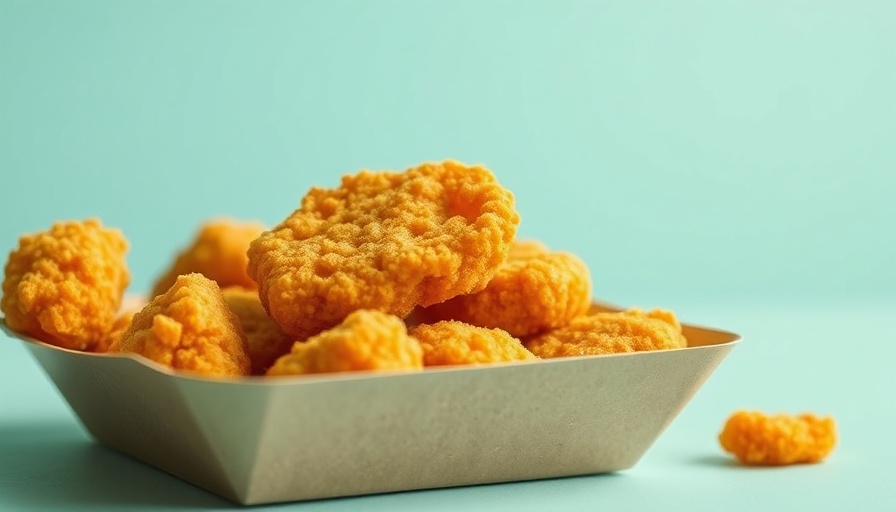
[150,218,266,298]
[248,160,520,339]
[1,219,130,351]
[418,241,591,337]
[719,410,837,465]
[221,286,294,375]
[266,309,423,376]
[409,321,537,366]
[523,308,687,358]
[115,273,250,377]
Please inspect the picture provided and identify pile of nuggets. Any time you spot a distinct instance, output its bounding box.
[1,160,688,379]
[2,160,838,466]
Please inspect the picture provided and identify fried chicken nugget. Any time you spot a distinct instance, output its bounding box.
[221,286,294,375]
[150,218,266,298]
[266,309,423,376]
[248,160,520,339]
[523,308,687,358]
[719,410,837,465]
[417,240,591,337]
[115,273,250,377]
[1,219,130,351]
[409,321,536,366]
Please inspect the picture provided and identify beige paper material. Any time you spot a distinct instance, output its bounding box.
[2,308,739,505]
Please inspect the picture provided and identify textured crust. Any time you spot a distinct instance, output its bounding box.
[150,218,266,298]
[266,309,423,376]
[221,286,294,375]
[523,308,687,358]
[1,219,130,351]
[409,321,537,366]
[115,273,250,377]
[719,410,837,465]
[248,161,520,339]
[417,241,591,337]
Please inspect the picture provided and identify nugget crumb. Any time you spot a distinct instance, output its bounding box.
[719,410,837,465]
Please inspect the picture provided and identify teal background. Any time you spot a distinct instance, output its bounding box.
[1,1,895,511]
[2,0,894,303]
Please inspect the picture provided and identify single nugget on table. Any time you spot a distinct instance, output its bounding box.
[150,218,266,299]
[1,218,130,351]
[114,273,250,377]
[416,240,591,337]
[524,308,687,358]
[266,309,423,376]
[719,410,837,465]
[409,321,536,366]
[221,286,294,375]
[248,160,520,340]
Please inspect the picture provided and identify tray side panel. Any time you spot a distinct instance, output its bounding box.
[241,342,735,504]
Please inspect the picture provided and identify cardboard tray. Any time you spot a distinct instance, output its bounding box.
[1,306,739,506]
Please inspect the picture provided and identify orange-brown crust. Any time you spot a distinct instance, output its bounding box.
[150,218,266,298]
[115,273,250,377]
[221,286,294,375]
[418,242,591,337]
[266,309,423,376]
[1,219,130,351]
[409,321,536,366]
[248,161,520,339]
[523,308,687,358]
[719,410,837,465]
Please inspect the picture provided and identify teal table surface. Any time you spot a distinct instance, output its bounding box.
[2,301,893,511]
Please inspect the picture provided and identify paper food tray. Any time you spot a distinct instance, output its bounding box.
[1,303,739,505]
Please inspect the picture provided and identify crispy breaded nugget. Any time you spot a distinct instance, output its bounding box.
[523,308,687,358]
[409,321,536,366]
[93,309,136,353]
[719,410,837,465]
[221,286,294,375]
[115,273,250,377]
[150,218,266,298]
[266,309,423,376]
[417,241,591,337]
[1,219,130,351]
[248,160,520,339]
